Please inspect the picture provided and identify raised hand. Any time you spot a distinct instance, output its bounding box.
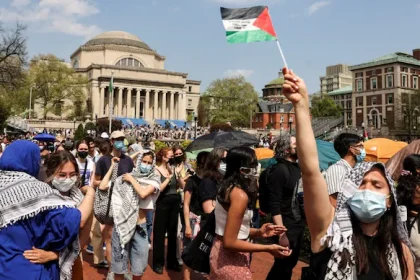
[282,67,309,105]
[259,223,287,238]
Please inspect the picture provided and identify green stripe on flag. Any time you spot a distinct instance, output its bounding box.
[226,30,277,44]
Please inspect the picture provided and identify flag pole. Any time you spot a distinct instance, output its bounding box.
[108,71,114,134]
[276,39,288,69]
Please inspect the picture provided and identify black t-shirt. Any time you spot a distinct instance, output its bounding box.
[184,174,204,216]
[197,177,218,205]
[95,154,134,179]
[266,160,303,228]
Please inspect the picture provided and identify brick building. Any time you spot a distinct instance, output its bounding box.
[328,85,352,127]
[253,101,295,130]
[349,50,420,136]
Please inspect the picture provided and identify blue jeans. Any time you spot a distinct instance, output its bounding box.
[146,210,154,244]
[111,223,149,276]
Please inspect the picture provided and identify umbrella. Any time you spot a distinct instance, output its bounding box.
[386,139,420,181]
[34,133,56,142]
[316,139,341,171]
[185,131,258,152]
[364,138,407,163]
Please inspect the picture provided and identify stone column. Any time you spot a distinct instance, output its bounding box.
[104,87,109,117]
[180,92,186,120]
[162,91,167,119]
[145,90,150,120]
[136,89,141,118]
[98,86,104,117]
[154,90,159,120]
[91,84,100,118]
[118,87,123,117]
[169,91,174,119]
[113,87,118,118]
[127,89,132,117]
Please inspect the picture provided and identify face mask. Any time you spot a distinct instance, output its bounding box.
[78,151,88,159]
[52,176,77,193]
[168,158,175,165]
[113,141,125,151]
[218,162,227,175]
[174,156,183,164]
[139,163,153,173]
[39,146,44,151]
[347,189,388,223]
[356,148,366,163]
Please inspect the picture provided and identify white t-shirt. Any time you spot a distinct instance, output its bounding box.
[77,158,95,187]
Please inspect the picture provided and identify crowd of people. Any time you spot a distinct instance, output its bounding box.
[0,68,419,280]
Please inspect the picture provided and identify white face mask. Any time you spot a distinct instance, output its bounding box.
[218,162,227,175]
[52,176,77,192]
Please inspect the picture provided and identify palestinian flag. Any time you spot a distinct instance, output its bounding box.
[221,6,277,44]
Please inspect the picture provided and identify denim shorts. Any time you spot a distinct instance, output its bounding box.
[111,223,149,276]
[183,217,198,249]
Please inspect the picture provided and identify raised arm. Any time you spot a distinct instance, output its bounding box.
[282,68,334,249]
[98,158,119,191]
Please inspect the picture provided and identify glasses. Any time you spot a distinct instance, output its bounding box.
[240,167,259,177]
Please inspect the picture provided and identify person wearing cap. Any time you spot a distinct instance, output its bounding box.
[101,132,110,139]
[94,130,134,273]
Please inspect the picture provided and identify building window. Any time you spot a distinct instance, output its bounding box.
[188,99,192,107]
[372,97,377,105]
[357,79,363,92]
[401,67,408,73]
[386,75,393,88]
[402,74,408,87]
[386,67,394,73]
[116,57,144,68]
[280,116,284,122]
[387,94,393,104]
[188,86,192,92]
[357,98,363,107]
[355,72,363,78]
[73,60,79,68]
[414,76,418,89]
[54,102,63,116]
[371,78,377,89]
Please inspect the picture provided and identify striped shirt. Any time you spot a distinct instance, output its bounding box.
[323,159,353,195]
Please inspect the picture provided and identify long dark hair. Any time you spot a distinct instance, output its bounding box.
[172,145,186,163]
[196,151,210,174]
[202,147,227,183]
[45,151,80,183]
[217,147,258,207]
[344,174,408,279]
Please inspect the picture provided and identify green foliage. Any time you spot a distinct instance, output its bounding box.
[311,95,342,118]
[74,123,85,142]
[199,76,259,127]
[0,97,11,129]
[186,112,194,122]
[180,140,192,149]
[28,54,88,119]
[401,90,420,131]
[84,122,96,134]
[153,140,167,154]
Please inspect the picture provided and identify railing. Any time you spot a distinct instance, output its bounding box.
[312,116,344,138]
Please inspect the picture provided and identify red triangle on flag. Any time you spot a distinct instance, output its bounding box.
[252,7,277,38]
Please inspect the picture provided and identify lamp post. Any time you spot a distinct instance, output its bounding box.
[95,114,98,136]
[288,116,293,134]
[73,118,76,131]
[29,84,35,119]
[362,122,365,139]
[280,119,283,136]
[193,111,197,139]
[324,130,327,139]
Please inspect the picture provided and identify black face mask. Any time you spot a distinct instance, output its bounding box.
[78,151,88,159]
[168,158,175,165]
[174,156,183,164]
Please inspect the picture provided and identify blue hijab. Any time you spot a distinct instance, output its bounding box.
[0,140,41,177]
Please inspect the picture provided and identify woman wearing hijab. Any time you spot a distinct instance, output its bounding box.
[0,140,91,280]
[281,68,414,280]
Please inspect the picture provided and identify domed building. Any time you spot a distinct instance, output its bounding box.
[70,31,200,124]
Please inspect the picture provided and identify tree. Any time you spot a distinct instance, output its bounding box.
[200,76,259,127]
[310,95,342,118]
[74,123,85,142]
[28,54,88,119]
[97,118,122,134]
[400,90,420,139]
[0,97,10,129]
[0,23,27,90]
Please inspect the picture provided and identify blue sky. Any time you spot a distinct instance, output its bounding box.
[1,0,420,95]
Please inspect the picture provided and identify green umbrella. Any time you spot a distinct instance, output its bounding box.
[186,148,213,160]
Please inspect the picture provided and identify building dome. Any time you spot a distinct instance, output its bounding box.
[84,31,152,51]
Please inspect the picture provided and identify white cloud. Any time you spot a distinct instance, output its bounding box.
[11,0,31,7]
[1,0,101,38]
[224,69,254,78]
[308,0,331,15]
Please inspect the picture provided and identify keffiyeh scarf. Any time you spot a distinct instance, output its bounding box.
[321,162,411,280]
[113,150,160,248]
[0,171,80,280]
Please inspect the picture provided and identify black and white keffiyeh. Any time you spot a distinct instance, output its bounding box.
[0,171,80,280]
[112,150,160,248]
[321,162,411,280]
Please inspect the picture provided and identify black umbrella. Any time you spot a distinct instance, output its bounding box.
[185,130,259,152]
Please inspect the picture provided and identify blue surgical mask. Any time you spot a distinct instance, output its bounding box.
[139,163,152,173]
[347,189,389,223]
[113,141,124,151]
[356,148,366,163]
